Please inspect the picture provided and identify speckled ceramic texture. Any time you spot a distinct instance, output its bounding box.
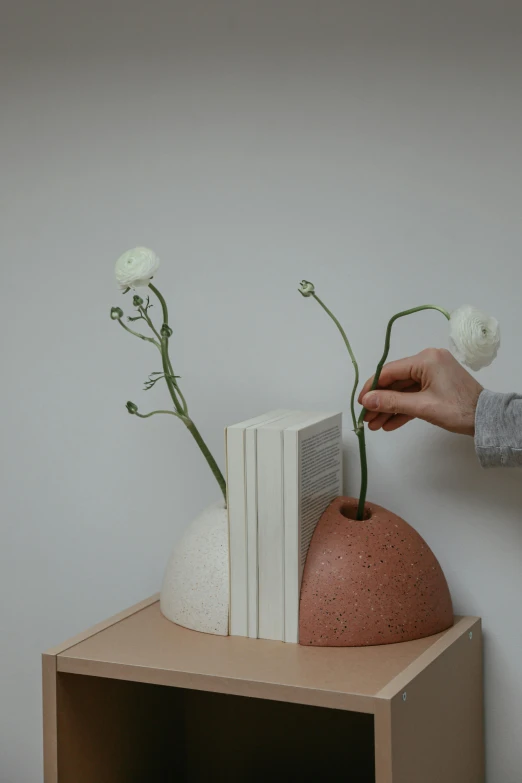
[299,496,453,647]
[160,500,229,636]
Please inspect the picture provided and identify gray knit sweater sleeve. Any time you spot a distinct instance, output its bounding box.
[475,389,522,468]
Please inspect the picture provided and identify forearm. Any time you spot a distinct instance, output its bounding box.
[475,390,522,468]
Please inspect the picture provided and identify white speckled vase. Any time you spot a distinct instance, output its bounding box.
[160,500,229,636]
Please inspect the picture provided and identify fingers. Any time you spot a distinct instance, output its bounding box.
[367,410,414,431]
[363,380,419,425]
[367,411,392,430]
[375,356,420,388]
[361,388,427,420]
[358,356,419,405]
[382,414,413,432]
[358,375,376,404]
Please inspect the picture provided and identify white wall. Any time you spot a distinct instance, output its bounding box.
[1,1,521,779]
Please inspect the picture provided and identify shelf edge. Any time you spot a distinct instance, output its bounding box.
[375,616,481,701]
[56,655,377,715]
[45,595,160,657]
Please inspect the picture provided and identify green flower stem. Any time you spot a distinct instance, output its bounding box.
[163,348,188,416]
[148,282,188,415]
[354,304,450,519]
[173,380,189,416]
[312,293,359,431]
[160,336,184,415]
[305,292,452,522]
[133,408,226,501]
[135,409,183,419]
[185,418,227,501]
[149,281,225,499]
[116,318,161,350]
[148,281,183,413]
[139,306,162,342]
[355,427,368,521]
[310,292,368,521]
[148,282,168,325]
[357,305,451,428]
[138,302,188,415]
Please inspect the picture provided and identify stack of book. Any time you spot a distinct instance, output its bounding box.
[226,410,342,643]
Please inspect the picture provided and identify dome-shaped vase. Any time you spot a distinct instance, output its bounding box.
[160,500,229,636]
[299,496,453,647]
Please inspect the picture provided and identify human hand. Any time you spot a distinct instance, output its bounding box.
[358,348,484,436]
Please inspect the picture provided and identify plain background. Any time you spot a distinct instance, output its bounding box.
[1,1,522,780]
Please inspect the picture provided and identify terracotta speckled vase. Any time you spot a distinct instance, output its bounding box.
[299,496,453,647]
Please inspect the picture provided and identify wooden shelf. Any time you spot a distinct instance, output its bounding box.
[43,595,484,782]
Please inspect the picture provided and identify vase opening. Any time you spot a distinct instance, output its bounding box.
[339,502,372,521]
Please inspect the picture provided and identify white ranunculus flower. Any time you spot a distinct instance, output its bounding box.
[115,247,160,290]
[449,305,500,371]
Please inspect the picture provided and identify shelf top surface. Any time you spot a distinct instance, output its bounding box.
[51,596,478,708]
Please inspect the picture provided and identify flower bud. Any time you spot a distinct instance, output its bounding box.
[126,401,138,415]
[133,295,144,308]
[161,324,173,338]
[110,307,124,320]
[298,280,315,297]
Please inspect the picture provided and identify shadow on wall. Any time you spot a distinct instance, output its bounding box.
[482,629,521,735]
[415,433,522,521]
[342,426,522,521]
[394,430,522,776]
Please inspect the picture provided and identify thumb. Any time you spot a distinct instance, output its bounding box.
[362,390,425,419]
